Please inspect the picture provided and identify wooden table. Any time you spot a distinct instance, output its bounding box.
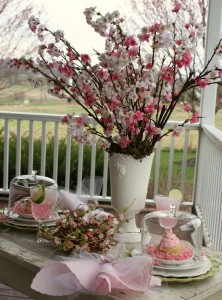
[0,227,222,300]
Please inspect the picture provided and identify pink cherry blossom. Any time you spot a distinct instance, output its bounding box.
[190,112,199,123]
[160,67,174,83]
[128,47,138,57]
[80,54,91,64]
[184,105,192,112]
[172,2,182,13]
[120,136,131,148]
[149,23,161,33]
[124,35,138,47]
[139,33,150,42]
[195,77,211,88]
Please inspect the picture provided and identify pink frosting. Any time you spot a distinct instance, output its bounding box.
[12,200,32,215]
[146,229,193,261]
[146,244,193,261]
[159,230,180,249]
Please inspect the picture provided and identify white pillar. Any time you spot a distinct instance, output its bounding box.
[194,0,222,206]
[200,0,222,125]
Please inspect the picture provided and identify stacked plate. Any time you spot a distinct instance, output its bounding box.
[4,208,59,229]
[131,248,215,282]
[152,255,212,278]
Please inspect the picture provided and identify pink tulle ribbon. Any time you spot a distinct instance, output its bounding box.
[31,251,161,297]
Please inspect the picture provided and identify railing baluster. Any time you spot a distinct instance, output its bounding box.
[3,119,9,190]
[180,129,189,194]
[167,135,175,193]
[41,121,47,176]
[53,122,59,182]
[28,121,34,174]
[154,141,161,196]
[65,131,71,191]
[76,144,84,195]
[90,144,96,197]
[16,120,21,176]
[102,151,109,199]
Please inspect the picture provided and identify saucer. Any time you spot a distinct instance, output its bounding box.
[153,256,212,278]
[5,209,60,224]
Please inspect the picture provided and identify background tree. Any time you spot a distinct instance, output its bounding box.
[121,0,213,113]
[0,0,46,92]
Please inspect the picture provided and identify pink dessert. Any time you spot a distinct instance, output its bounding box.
[12,198,32,215]
[146,229,193,261]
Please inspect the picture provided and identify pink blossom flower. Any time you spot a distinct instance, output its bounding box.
[190,112,199,123]
[173,130,181,137]
[80,54,91,64]
[61,115,70,125]
[97,69,108,80]
[184,105,192,112]
[120,136,131,148]
[84,92,96,106]
[182,52,192,67]
[128,47,138,57]
[75,117,85,128]
[149,23,161,33]
[172,2,182,13]
[133,111,144,121]
[111,72,119,81]
[145,63,152,69]
[195,77,211,88]
[124,35,138,47]
[160,67,174,83]
[145,104,155,115]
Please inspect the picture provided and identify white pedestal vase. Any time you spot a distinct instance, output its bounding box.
[109,152,154,243]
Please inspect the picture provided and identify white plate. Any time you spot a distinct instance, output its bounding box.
[153,256,212,277]
[5,209,60,224]
[15,212,33,219]
[6,218,58,228]
[154,257,205,270]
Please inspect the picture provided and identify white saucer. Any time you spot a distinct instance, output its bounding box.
[5,209,60,224]
[14,212,33,219]
[6,218,58,228]
[154,257,205,270]
[153,256,212,277]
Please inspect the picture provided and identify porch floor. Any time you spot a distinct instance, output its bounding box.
[0,282,33,299]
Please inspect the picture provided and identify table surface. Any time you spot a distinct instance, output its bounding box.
[0,225,222,300]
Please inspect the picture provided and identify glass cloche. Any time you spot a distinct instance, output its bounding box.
[141,207,203,264]
[8,171,58,217]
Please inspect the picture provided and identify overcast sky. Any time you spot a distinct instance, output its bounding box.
[35,0,125,53]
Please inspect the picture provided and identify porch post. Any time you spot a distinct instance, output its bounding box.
[194,0,222,206]
[200,0,222,124]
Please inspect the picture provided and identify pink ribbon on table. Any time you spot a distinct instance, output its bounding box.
[59,190,113,221]
[31,251,161,297]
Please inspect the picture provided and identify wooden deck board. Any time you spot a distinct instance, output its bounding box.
[0,283,33,299]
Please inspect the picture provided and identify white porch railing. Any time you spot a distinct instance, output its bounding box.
[0,111,199,208]
[195,124,222,251]
[2,111,222,251]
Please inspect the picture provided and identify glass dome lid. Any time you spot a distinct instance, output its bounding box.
[8,171,58,213]
[141,209,203,264]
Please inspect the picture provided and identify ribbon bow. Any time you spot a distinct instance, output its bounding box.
[31,250,161,297]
